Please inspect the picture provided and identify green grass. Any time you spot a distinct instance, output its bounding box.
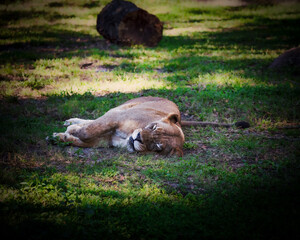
[0,0,300,239]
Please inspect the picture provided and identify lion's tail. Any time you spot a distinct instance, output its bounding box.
[181,120,250,129]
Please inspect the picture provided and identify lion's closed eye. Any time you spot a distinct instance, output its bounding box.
[146,123,157,130]
[146,124,164,133]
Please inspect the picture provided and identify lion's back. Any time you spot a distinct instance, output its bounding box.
[121,97,180,115]
[104,96,181,132]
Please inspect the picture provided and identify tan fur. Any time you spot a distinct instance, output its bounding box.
[51,97,185,156]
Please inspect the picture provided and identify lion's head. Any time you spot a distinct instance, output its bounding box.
[127,113,184,156]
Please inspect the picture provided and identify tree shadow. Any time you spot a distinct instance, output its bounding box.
[0,5,111,64]
[0,9,75,27]
[86,52,296,86]
[0,26,109,64]
[1,10,298,70]
[0,85,299,238]
[0,164,298,240]
[163,55,300,90]
[208,18,299,50]
[160,18,299,51]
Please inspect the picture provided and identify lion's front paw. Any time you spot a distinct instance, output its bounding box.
[63,118,81,126]
[46,133,60,144]
[52,132,59,137]
[63,121,71,127]
[46,132,72,146]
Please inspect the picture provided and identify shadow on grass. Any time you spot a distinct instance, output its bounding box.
[92,54,298,86]
[160,18,299,51]
[0,165,298,240]
[0,7,107,63]
[1,15,299,64]
[0,9,75,27]
[0,26,108,64]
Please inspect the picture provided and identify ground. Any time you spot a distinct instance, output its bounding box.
[0,0,299,239]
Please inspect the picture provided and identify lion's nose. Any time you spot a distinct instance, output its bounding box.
[136,132,142,143]
[129,136,134,145]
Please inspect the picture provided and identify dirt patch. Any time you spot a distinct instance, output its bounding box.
[79,60,118,72]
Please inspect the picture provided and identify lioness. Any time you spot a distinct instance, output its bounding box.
[50,96,249,156]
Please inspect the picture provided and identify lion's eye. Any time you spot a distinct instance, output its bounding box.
[147,124,157,130]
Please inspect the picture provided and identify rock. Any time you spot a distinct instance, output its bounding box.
[96,0,163,47]
[269,47,300,72]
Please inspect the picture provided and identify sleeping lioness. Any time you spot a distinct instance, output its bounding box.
[50,96,249,156]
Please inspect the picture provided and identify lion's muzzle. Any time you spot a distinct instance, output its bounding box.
[127,129,146,153]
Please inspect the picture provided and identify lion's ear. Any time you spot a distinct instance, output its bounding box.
[167,113,180,124]
[169,147,183,157]
[175,147,183,157]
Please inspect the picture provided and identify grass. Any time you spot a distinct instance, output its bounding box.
[0,0,299,239]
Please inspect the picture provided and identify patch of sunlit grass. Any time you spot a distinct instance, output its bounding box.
[53,6,98,18]
[164,26,216,36]
[47,74,167,96]
[58,17,97,27]
[195,72,259,86]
